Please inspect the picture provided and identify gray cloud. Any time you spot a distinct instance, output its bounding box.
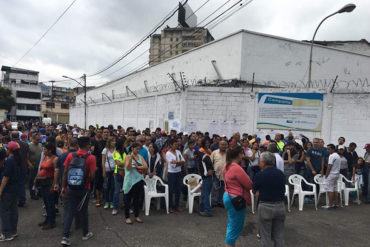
[1,0,369,87]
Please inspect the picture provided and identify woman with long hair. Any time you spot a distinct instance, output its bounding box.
[148,143,162,178]
[102,137,116,209]
[199,138,212,156]
[112,138,127,215]
[0,142,22,241]
[223,145,253,247]
[123,142,148,224]
[36,142,58,230]
[166,139,185,213]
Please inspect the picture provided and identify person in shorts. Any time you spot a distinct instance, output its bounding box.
[325,144,341,210]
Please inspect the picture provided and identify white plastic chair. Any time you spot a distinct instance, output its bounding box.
[339,174,359,206]
[143,175,169,216]
[183,174,202,214]
[289,174,317,211]
[285,185,291,212]
[314,174,328,206]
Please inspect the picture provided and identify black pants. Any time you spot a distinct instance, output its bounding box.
[124,181,144,218]
[63,189,90,238]
[0,193,18,238]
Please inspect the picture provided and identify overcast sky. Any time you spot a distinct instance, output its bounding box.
[1,0,369,87]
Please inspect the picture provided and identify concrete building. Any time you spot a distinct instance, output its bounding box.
[71,30,370,155]
[149,27,214,65]
[303,39,370,56]
[1,66,41,121]
[40,83,74,123]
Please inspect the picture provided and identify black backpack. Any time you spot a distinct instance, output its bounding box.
[67,153,89,190]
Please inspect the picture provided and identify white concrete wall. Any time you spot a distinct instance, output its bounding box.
[77,32,243,103]
[240,31,370,91]
[71,86,369,155]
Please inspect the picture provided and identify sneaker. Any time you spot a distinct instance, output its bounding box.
[327,206,336,211]
[103,203,109,209]
[38,221,48,227]
[112,209,118,215]
[199,211,212,217]
[0,234,14,242]
[61,237,71,246]
[42,223,56,230]
[333,205,339,209]
[110,203,114,209]
[12,233,18,238]
[82,232,93,241]
[256,233,261,239]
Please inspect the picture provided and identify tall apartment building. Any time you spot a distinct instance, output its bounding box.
[149,27,214,66]
[40,83,74,124]
[1,66,41,121]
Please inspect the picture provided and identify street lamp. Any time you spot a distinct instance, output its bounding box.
[62,74,87,130]
[307,3,356,88]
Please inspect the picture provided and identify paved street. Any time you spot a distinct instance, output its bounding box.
[7,194,370,247]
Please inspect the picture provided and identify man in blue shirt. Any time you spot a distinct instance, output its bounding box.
[306,138,324,184]
[253,151,286,247]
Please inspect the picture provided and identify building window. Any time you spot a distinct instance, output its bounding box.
[61,103,69,109]
[16,91,41,99]
[170,38,173,41]
[46,102,55,108]
[16,104,40,111]
[176,38,179,41]
[170,45,172,48]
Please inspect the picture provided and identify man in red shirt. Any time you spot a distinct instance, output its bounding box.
[61,137,96,246]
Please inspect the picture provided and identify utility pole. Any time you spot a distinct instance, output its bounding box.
[62,74,88,130]
[49,80,55,123]
[83,74,87,130]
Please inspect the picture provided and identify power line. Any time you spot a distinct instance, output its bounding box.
[13,0,78,66]
[197,0,234,27]
[87,0,189,77]
[186,0,212,20]
[97,0,214,79]
[99,0,245,85]
[208,0,254,30]
[104,49,149,77]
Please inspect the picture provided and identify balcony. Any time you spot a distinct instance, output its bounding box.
[16,109,41,117]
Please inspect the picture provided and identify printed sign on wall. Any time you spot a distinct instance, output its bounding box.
[257,93,323,132]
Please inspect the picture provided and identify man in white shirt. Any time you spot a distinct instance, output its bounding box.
[325,144,341,210]
[267,143,284,173]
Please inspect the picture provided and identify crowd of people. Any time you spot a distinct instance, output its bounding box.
[0,120,369,246]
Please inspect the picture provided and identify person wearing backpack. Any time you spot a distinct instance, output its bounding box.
[61,137,96,246]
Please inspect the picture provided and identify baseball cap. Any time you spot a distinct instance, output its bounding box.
[364,144,370,149]
[338,145,345,150]
[255,137,261,142]
[7,141,20,151]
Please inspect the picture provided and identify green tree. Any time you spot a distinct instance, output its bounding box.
[0,86,15,112]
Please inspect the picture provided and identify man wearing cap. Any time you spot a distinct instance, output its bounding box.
[0,141,22,241]
[364,144,370,203]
